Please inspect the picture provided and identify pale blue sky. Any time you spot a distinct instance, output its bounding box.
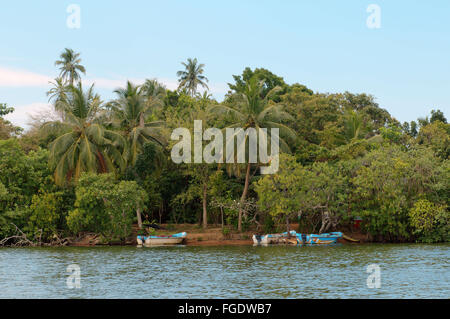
[1,0,449,127]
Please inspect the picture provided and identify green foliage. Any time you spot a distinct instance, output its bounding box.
[222,226,231,238]
[0,103,14,117]
[228,67,289,102]
[177,58,209,96]
[2,59,449,244]
[27,191,68,242]
[409,199,449,243]
[255,154,346,233]
[0,140,58,240]
[0,140,53,213]
[351,145,445,241]
[67,173,147,242]
[0,104,23,139]
[430,109,447,124]
[108,81,165,165]
[262,215,275,234]
[417,121,450,159]
[54,48,86,85]
[43,82,126,186]
[0,182,7,200]
[380,125,406,145]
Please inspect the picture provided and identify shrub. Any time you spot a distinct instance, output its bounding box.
[409,199,449,243]
[27,191,66,242]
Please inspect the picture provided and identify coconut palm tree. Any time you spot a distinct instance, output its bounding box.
[176,58,209,97]
[108,81,165,166]
[55,48,86,86]
[47,77,70,121]
[342,109,366,142]
[209,77,296,231]
[47,77,68,105]
[43,83,126,186]
[139,79,166,111]
[107,81,166,229]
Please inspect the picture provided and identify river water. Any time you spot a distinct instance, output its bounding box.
[0,244,448,298]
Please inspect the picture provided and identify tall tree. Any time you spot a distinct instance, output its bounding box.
[342,109,366,142]
[42,83,126,186]
[47,77,69,106]
[177,58,209,97]
[228,67,289,102]
[430,109,447,124]
[166,102,213,229]
[209,77,296,231]
[108,81,165,166]
[0,104,22,139]
[47,77,69,121]
[55,48,86,86]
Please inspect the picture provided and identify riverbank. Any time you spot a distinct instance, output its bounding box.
[68,223,365,247]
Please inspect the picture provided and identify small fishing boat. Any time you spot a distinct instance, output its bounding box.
[137,232,187,246]
[253,231,342,245]
[252,231,297,245]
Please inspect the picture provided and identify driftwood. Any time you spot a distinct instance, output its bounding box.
[0,223,71,247]
[0,223,36,247]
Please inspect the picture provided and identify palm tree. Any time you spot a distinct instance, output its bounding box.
[43,83,126,186]
[139,79,166,111]
[108,81,165,166]
[209,77,296,231]
[177,58,209,97]
[47,77,68,104]
[47,77,69,121]
[55,48,86,86]
[342,109,366,142]
[107,81,166,229]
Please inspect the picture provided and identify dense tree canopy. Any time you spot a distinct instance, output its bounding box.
[0,48,448,245]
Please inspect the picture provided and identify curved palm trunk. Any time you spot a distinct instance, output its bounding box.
[238,162,251,232]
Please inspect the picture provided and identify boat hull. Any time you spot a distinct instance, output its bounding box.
[253,231,342,245]
[144,237,184,245]
[137,232,187,246]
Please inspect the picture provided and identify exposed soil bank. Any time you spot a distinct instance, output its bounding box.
[68,223,365,247]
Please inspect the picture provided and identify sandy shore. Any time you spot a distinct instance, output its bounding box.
[68,223,364,246]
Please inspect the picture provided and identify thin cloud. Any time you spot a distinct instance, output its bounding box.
[3,102,52,129]
[0,66,228,94]
[0,66,52,87]
[1,67,228,128]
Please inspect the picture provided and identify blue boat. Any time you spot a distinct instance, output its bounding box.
[253,231,342,245]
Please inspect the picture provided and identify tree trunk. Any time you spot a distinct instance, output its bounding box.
[286,215,290,237]
[202,183,208,229]
[319,211,330,234]
[136,207,143,229]
[139,112,145,128]
[238,162,251,232]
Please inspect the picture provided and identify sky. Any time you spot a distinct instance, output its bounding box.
[1,0,449,128]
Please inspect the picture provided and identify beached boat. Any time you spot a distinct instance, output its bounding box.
[253,231,342,245]
[137,232,187,246]
[252,231,297,245]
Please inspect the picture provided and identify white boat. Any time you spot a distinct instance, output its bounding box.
[252,231,297,245]
[137,232,187,246]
